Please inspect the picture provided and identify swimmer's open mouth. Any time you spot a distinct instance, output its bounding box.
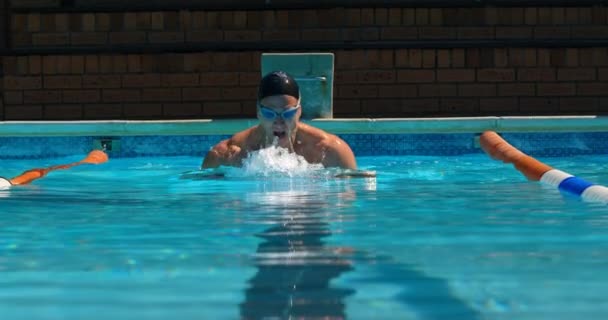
[273,131,286,138]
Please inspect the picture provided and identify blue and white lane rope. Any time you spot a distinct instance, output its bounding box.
[480,131,608,204]
[541,169,608,203]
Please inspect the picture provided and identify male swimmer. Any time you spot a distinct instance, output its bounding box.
[202,71,357,170]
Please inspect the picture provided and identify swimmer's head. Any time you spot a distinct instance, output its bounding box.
[257,71,300,101]
[257,71,301,148]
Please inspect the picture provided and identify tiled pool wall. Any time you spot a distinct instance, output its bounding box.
[1,132,608,159]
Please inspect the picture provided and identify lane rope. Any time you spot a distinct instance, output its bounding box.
[0,150,108,189]
[479,131,608,203]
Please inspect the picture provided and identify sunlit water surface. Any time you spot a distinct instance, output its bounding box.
[1,148,607,320]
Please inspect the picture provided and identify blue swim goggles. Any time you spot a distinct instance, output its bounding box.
[258,104,301,121]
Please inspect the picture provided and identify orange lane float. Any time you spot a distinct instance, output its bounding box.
[0,150,108,189]
[479,131,608,203]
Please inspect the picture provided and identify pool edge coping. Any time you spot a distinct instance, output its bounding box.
[0,116,606,136]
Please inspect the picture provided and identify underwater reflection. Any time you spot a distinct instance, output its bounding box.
[240,188,355,320]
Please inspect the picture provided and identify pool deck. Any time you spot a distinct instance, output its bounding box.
[0,116,606,136]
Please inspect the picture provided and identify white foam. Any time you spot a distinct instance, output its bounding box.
[237,145,325,178]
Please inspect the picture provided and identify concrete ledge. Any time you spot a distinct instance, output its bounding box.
[0,116,607,137]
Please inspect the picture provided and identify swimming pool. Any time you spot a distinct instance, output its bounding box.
[1,118,607,320]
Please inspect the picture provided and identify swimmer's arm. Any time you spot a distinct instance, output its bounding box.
[201,139,246,169]
[322,139,357,170]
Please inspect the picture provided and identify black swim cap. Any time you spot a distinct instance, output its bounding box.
[258,71,300,100]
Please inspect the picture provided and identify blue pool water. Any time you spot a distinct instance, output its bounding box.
[1,151,608,320]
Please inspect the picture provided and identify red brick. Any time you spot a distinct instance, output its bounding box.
[124,103,162,118]
[27,13,41,32]
[71,32,108,45]
[112,54,127,73]
[96,13,111,31]
[422,50,435,68]
[225,30,262,41]
[103,89,141,102]
[457,27,494,39]
[437,69,475,82]
[239,72,259,86]
[15,57,28,75]
[599,68,608,81]
[163,103,202,117]
[122,74,161,88]
[557,68,596,81]
[415,8,429,25]
[407,49,422,68]
[141,88,181,102]
[430,9,442,25]
[32,33,69,46]
[261,30,300,41]
[183,53,211,72]
[519,98,559,114]
[336,85,378,98]
[56,56,71,74]
[418,84,457,97]
[358,70,396,83]
[85,56,99,73]
[452,49,465,67]
[24,90,62,104]
[5,105,43,120]
[523,49,537,67]
[525,8,537,25]
[418,27,456,39]
[98,56,113,73]
[550,49,568,67]
[498,84,536,96]
[12,33,32,47]
[477,69,515,82]
[537,49,551,66]
[437,50,450,68]
[83,75,121,88]
[63,90,101,103]
[571,26,608,39]
[148,32,185,43]
[123,13,137,30]
[12,15,27,32]
[466,49,480,67]
[335,70,358,84]
[577,83,608,96]
[161,74,199,87]
[458,84,496,96]
[378,85,417,97]
[4,76,42,90]
[401,99,440,114]
[361,99,402,115]
[517,68,556,81]
[44,76,82,89]
[164,12,180,30]
[402,9,415,25]
[221,87,257,100]
[537,83,576,96]
[203,102,242,116]
[333,99,361,116]
[559,97,598,112]
[440,98,479,114]
[534,27,570,39]
[71,56,85,74]
[200,73,239,86]
[246,11,262,28]
[397,70,435,83]
[109,32,146,44]
[479,98,518,114]
[84,104,123,119]
[565,49,578,67]
[380,27,417,40]
[44,104,83,120]
[4,91,23,104]
[182,87,222,101]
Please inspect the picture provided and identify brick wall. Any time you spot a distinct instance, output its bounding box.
[2,4,608,120]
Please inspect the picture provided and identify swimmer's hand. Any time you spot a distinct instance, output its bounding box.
[202,140,246,168]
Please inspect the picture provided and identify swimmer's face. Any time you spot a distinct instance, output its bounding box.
[257,94,301,146]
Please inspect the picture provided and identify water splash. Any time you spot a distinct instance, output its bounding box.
[238,145,325,178]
